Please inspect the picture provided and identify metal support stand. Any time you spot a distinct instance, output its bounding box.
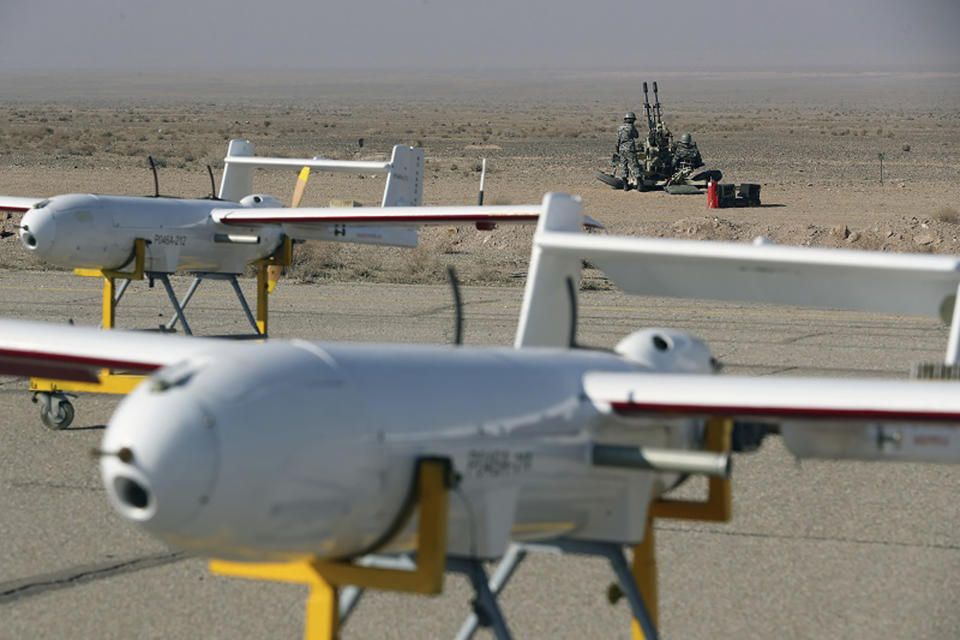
[447,557,513,640]
[114,278,132,307]
[554,540,658,640]
[162,273,262,336]
[452,539,658,640]
[163,277,203,331]
[151,273,193,336]
[228,275,260,333]
[338,585,363,626]
[453,545,527,640]
[450,420,732,640]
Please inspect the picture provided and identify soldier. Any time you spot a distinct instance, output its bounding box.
[672,132,704,170]
[615,112,642,189]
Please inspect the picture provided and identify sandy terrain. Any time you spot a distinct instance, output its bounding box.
[1,71,959,284]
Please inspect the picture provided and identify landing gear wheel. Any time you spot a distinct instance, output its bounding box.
[34,393,76,430]
[595,171,624,190]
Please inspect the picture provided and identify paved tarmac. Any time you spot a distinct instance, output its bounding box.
[0,269,958,639]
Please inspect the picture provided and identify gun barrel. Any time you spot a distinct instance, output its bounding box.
[641,82,654,130]
[652,81,662,124]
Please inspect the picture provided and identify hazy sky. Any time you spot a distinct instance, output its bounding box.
[0,0,957,72]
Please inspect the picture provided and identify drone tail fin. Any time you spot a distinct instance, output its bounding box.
[381,145,424,207]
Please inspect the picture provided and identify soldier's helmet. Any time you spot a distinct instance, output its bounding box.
[623,112,637,122]
[680,132,692,144]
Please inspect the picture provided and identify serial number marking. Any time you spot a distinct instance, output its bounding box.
[153,234,187,246]
[466,449,533,479]
[914,434,950,447]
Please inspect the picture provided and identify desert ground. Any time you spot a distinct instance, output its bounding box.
[0,70,959,639]
[1,71,959,282]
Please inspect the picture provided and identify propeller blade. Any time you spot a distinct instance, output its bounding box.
[266,264,283,293]
[290,166,310,208]
[267,167,311,293]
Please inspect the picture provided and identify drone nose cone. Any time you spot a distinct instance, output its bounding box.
[101,383,219,535]
[19,208,56,255]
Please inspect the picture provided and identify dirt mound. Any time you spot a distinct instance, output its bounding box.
[671,216,746,241]
[660,211,960,255]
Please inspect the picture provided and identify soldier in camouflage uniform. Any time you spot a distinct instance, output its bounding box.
[615,112,642,189]
[672,132,703,171]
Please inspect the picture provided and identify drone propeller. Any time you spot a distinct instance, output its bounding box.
[266,166,310,293]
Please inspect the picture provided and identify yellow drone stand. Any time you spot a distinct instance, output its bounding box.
[211,458,453,640]
[206,423,732,640]
[630,417,733,638]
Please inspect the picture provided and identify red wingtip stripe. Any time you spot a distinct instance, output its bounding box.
[0,348,162,383]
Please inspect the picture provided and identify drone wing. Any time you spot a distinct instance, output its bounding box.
[584,371,960,464]
[0,196,44,213]
[542,234,960,316]
[213,201,601,248]
[0,320,233,383]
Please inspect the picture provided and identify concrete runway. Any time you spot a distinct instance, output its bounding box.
[0,269,958,639]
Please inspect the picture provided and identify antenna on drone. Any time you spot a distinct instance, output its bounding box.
[447,266,463,346]
[148,156,160,197]
[207,165,217,199]
[477,158,487,206]
[565,276,579,349]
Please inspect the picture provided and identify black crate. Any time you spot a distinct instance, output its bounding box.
[737,183,761,205]
[717,183,737,205]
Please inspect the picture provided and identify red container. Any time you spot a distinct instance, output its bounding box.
[707,179,718,208]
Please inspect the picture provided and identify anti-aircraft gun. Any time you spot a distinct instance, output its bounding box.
[597,81,722,193]
[641,81,676,183]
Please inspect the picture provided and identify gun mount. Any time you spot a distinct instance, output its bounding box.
[597,81,722,193]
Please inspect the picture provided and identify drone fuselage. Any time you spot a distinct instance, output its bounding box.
[19,193,284,274]
[99,333,713,561]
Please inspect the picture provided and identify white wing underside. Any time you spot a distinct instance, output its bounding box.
[548,233,960,317]
[585,372,960,421]
[213,202,600,248]
[585,372,960,464]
